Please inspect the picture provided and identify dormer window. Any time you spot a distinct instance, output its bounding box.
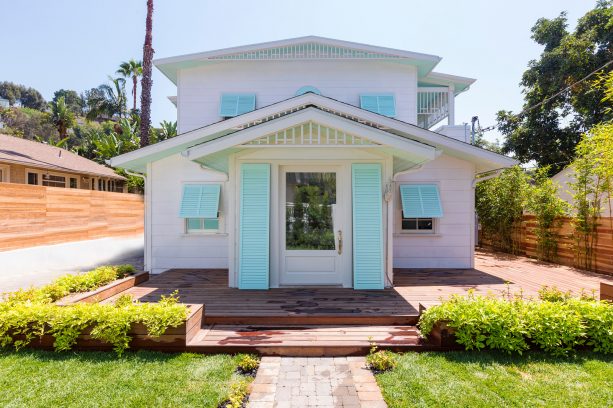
[219,94,256,118]
[360,94,396,117]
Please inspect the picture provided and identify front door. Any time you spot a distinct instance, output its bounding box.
[280,165,350,286]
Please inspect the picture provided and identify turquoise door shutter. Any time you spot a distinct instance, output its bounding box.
[179,184,221,218]
[399,184,443,218]
[238,163,270,289]
[352,163,384,289]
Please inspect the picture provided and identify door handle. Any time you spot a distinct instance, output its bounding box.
[337,230,343,255]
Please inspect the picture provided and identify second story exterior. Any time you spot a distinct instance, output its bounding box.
[156,36,475,141]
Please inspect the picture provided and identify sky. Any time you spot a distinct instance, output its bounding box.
[0,0,597,143]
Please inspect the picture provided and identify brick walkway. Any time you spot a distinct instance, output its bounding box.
[247,357,387,408]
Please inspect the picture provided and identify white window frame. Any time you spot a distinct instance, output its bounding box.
[395,182,440,235]
[0,164,10,182]
[180,181,225,235]
[25,168,77,188]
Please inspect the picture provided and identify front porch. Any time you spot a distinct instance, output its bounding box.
[107,250,613,355]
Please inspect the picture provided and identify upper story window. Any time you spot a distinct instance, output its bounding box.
[359,94,396,117]
[219,94,256,118]
[295,86,321,96]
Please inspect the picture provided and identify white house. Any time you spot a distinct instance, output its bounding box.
[110,36,516,290]
[552,167,613,216]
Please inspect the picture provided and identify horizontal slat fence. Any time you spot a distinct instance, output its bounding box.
[481,215,613,276]
[0,183,144,251]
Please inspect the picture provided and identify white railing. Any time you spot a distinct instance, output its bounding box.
[417,88,450,129]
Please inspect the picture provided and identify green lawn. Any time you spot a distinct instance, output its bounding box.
[376,351,613,408]
[0,350,245,407]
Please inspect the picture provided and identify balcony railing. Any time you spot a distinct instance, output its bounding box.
[417,88,450,129]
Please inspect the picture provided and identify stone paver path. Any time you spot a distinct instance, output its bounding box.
[247,357,387,408]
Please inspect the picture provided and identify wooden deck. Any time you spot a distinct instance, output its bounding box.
[107,250,613,355]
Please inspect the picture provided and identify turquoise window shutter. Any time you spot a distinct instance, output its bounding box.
[179,184,221,218]
[352,163,384,290]
[238,163,270,289]
[359,94,396,117]
[219,94,256,117]
[399,184,443,218]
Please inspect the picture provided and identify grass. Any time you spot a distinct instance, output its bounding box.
[376,351,613,408]
[0,350,248,407]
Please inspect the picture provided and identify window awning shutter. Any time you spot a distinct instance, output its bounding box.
[219,94,256,117]
[179,184,221,218]
[360,94,396,117]
[399,184,443,218]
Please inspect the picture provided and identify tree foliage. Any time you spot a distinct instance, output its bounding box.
[0,81,46,110]
[53,89,85,116]
[497,1,613,175]
[117,59,143,112]
[49,96,76,138]
[476,166,530,253]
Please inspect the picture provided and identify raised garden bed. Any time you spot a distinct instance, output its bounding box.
[13,304,203,352]
[56,271,149,305]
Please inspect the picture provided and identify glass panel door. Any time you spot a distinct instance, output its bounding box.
[285,172,336,250]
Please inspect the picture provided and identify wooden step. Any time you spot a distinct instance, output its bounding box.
[186,324,437,356]
[204,314,419,325]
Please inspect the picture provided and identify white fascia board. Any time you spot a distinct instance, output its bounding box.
[183,107,437,161]
[154,35,441,67]
[110,93,516,170]
[422,72,477,94]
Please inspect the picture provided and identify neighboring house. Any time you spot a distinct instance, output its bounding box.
[552,167,613,217]
[0,98,9,108]
[110,36,516,289]
[0,134,126,192]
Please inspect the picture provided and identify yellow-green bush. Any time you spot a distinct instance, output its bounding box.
[3,264,135,304]
[419,289,613,356]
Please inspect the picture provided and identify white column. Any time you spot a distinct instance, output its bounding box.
[447,85,455,126]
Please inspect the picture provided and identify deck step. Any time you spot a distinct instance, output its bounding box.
[186,324,433,356]
[204,315,419,326]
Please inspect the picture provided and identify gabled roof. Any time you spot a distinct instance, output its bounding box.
[0,134,124,179]
[154,36,474,93]
[109,93,517,174]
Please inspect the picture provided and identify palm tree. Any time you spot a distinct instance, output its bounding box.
[50,96,75,139]
[140,0,154,147]
[117,59,143,112]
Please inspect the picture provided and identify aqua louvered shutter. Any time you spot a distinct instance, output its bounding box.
[399,184,443,218]
[219,94,256,117]
[179,184,221,218]
[360,94,396,117]
[352,163,384,289]
[238,163,270,289]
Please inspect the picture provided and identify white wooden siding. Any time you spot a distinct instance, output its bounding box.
[393,154,475,269]
[177,60,417,133]
[150,154,229,274]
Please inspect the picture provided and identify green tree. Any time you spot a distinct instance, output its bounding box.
[0,81,46,110]
[154,120,177,142]
[0,107,56,140]
[116,59,143,112]
[497,2,613,175]
[50,96,76,139]
[53,89,85,116]
[84,78,127,121]
[476,166,531,253]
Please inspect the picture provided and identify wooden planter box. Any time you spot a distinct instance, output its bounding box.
[601,282,613,301]
[13,304,203,353]
[56,272,150,305]
[425,321,458,348]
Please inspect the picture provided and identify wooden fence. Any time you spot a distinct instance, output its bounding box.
[0,183,144,251]
[481,215,613,276]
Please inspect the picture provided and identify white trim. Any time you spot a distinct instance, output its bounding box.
[0,164,10,182]
[183,108,437,162]
[110,93,517,173]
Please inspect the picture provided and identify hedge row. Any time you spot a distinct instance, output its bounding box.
[419,288,613,356]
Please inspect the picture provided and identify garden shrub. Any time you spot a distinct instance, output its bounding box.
[419,290,613,356]
[3,264,135,304]
[0,292,188,355]
[221,379,250,408]
[236,353,260,375]
[366,341,398,372]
